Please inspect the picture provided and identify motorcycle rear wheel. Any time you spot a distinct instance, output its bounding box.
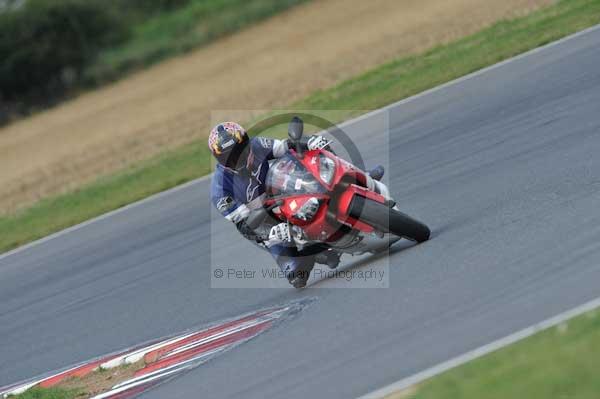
[349,196,430,243]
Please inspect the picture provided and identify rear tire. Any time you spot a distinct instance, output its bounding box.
[349,196,430,243]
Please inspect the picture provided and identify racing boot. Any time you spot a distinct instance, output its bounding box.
[368,165,385,181]
[280,258,313,289]
[287,269,311,289]
[315,249,342,269]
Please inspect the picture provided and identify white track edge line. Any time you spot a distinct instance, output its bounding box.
[1,382,37,398]
[0,176,210,261]
[166,318,272,357]
[97,323,273,397]
[1,308,288,397]
[357,296,600,399]
[111,347,225,390]
[163,308,286,357]
[100,331,198,369]
[0,335,186,397]
[118,308,284,363]
[89,366,185,399]
[2,23,599,261]
[0,362,87,398]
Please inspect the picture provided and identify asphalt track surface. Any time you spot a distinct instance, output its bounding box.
[2,26,600,399]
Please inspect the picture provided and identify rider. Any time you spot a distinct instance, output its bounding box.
[209,121,386,288]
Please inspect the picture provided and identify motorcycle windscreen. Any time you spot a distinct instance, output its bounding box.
[266,154,327,197]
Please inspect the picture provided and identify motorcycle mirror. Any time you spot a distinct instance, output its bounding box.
[288,116,304,142]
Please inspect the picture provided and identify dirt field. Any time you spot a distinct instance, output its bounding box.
[0,0,551,213]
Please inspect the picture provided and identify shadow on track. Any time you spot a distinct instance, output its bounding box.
[306,238,425,289]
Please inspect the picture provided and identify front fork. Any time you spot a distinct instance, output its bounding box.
[365,175,396,208]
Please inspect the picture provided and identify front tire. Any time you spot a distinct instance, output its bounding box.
[349,196,430,243]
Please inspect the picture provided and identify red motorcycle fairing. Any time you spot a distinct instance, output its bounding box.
[271,194,341,242]
[335,183,386,233]
[301,149,369,190]
[265,149,388,241]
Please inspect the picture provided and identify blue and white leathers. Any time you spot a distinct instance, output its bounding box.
[211,137,284,219]
[210,137,316,278]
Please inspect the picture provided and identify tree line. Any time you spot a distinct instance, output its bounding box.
[0,0,188,123]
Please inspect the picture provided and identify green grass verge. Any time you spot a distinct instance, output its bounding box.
[403,308,600,399]
[2,0,600,253]
[8,386,82,399]
[84,0,311,85]
[296,0,600,110]
[0,142,212,252]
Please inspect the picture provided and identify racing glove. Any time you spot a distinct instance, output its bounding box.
[265,223,291,247]
[307,135,332,151]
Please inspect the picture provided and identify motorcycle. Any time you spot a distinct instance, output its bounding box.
[246,117,430,266]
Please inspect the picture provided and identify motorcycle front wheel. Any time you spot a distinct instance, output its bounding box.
[349,196,430,243]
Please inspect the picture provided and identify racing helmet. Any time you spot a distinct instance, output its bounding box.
[208,122,250,172]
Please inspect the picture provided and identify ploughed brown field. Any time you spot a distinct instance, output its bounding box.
[0,0,550,213]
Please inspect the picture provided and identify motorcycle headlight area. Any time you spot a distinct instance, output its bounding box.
[293,197,321,221]
[319,153,336,185]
